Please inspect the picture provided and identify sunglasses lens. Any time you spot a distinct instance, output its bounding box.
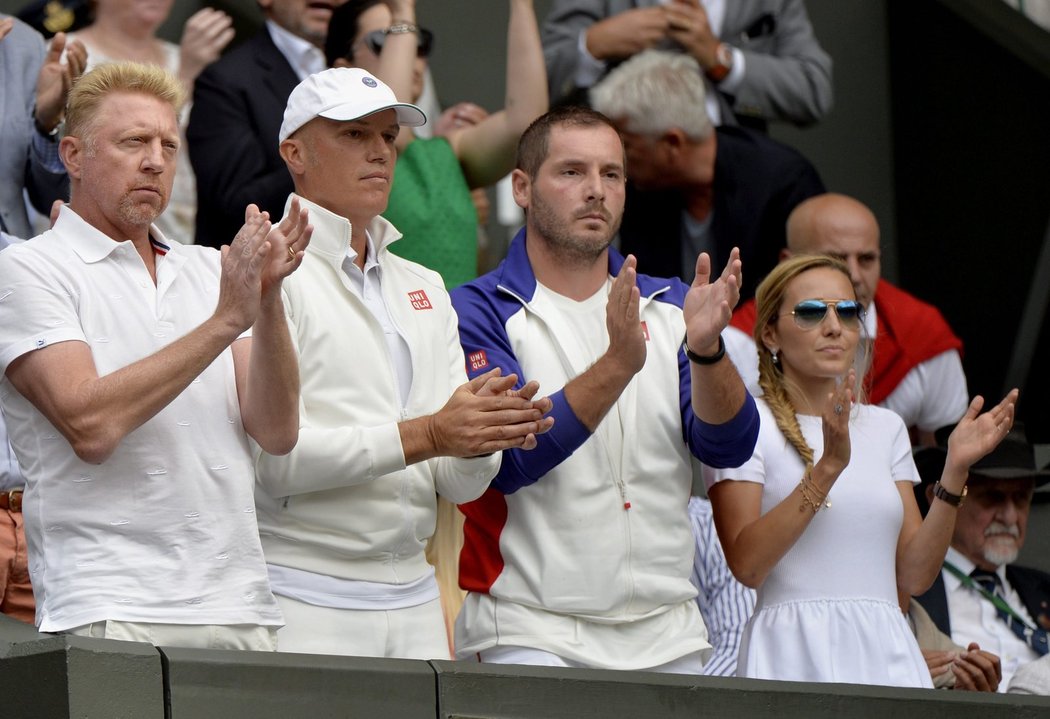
[792,300,828,328]
[365,29,433,58]
[834,301,862,327]
[365,30,385,54]
[419,29,434,58]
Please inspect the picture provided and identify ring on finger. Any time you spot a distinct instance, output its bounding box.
[287,246,296,260]
[834,404,843,416]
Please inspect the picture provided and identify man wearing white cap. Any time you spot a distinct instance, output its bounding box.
[253,67,555,659]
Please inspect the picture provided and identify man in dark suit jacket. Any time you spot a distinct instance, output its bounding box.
[913,429,1050,691]
[188,1,339,248]
[590,49,823,300]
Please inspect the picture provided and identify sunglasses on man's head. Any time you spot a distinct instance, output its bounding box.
[783,299,864,330]
[360,27,434,58]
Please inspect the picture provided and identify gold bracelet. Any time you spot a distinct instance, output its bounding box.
[798,472,831,513]
[805,474,832,509]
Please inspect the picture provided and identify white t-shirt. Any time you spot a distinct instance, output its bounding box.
[0,207,282,632]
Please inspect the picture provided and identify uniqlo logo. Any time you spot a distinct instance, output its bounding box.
[468,350,488,371]
[641,321,650,341]
[408,290,433,310]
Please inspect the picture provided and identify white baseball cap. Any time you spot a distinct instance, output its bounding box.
[278,67,426,144]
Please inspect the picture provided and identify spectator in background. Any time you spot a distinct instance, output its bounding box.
[1,15,82,243]
[65,0,236,243]
[0,62,309,648]
[591,50,824,299]
[704,253,1017,687]
[908,596,1002,691]
[914,428,1050,691]
[542,0,832,130]
[451,106,759,672]
[189,0,346,248]
[688,496,755,676]
[0,14,84,626]
[254,67,554,659]
[324,0,547,289]
[726,194,969,446]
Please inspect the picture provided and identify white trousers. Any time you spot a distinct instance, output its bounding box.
[274,594,451,659]
[477,645,705,674]
[67,620,277,651]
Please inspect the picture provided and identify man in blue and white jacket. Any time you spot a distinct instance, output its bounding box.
[450,106,759,673]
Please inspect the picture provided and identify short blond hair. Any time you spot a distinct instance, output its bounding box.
[65,62,184,141]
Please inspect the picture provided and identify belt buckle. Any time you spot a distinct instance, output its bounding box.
[6,490,22,512]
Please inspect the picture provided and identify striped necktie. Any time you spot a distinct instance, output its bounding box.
[969,569,1048,657]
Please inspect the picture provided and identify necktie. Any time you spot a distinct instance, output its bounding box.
[969,569,1049,657]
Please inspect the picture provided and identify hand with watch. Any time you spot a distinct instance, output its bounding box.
[34,31,87,139]
[933,388,1021,507]
[682,247,742,365]
[663,0,729,81]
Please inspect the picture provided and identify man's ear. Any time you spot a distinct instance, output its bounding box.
[779,247,793,262]
[60,136,82,180]
[279,138,306,177]
[333,57,352,69]
[510,168,531,211]
[663,127,687,150]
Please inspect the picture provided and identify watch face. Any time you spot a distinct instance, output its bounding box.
[716,44,733,69]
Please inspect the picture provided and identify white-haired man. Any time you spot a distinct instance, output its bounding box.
[590,49,824,300]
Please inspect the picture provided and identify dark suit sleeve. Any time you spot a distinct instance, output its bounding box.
[1007,565,1050,632]
[17,24,68,221]
[187,57,294,248]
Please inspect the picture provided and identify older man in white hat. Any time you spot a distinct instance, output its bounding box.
[253,67,554,659]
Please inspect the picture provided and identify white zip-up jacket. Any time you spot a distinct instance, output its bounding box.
[254,196,498,585]
[449,229,759,668]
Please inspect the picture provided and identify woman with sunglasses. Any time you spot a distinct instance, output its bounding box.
[704,254,1018,686]
[324,0,546,289]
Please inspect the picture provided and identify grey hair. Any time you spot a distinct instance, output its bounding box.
[590,50,714,141]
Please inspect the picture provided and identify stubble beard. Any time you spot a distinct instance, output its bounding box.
[529,190,621,267]
[117,192,165,228]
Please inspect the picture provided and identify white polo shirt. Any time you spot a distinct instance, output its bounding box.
[0,206,283,632]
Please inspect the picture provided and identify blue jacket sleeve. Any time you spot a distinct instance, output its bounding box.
[679,343,760,469]
[452,282,592,495]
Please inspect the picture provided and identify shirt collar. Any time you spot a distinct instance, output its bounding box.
[56,205,174,264]
[285,193,402,267]
[864,297,878,338]
[944,546,1008,589]
[266,21,326,80]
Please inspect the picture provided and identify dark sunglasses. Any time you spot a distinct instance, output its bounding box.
[360,27,434,58]
[783,299,864,330]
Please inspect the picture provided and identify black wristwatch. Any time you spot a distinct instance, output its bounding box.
[683,335,726,365]
[932,481,967,507]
